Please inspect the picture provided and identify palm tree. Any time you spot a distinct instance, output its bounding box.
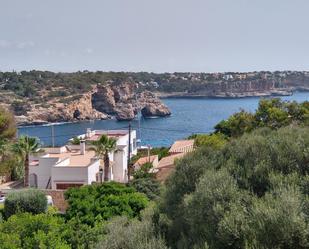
[12,136,41,187]
[90,135,117,182]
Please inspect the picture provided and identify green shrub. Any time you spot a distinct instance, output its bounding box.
[215,110,255,137]
[129,177,161,200]
[215,99,309,138]
[192,133,227,149]
[132,162,154,179]
[0,106,16,140]
[70,136,81,145]
[0,213,70,249]
[245,186,309,249]
[62,217,105,249]
[97,206,168,249]
[4,189,47,218]
[65,182,149,226]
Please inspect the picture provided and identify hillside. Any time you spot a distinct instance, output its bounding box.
[0,70,308,125]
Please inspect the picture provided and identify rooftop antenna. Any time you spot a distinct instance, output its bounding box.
[51,124,55,147]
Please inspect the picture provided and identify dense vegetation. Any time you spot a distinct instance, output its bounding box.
[4,189,47,219]
[215,98,309,137]
[129,162,161,200]
[64,182,149,226]
[98,206,168,249]
[0,212,70,248]
[0,99,309,248]
[0,182,152,249]
[0,107,23,179]
[157,126,309,249]
[0,106,16,140]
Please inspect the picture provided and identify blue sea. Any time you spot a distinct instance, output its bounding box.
[18,92,309,148]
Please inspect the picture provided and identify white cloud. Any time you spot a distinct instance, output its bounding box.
[0,40,11,48]
[0,40,35,49]
[16,41,35,49]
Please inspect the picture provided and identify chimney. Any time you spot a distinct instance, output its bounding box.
[80,140,86,155]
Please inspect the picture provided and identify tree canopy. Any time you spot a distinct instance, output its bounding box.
[0,106,16,140]
[215,99,309,137]
[64,182,149,226]
[157,126,309,249]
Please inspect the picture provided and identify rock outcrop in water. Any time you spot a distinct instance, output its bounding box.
[92,83,171,120]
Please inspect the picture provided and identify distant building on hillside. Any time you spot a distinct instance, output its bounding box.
[223,74,233,81]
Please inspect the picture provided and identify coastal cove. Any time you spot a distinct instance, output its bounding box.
[18,92,309,147]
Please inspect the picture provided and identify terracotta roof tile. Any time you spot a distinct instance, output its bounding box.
[135,155,158,166]
[156,153,185,169]
[169,140,195,154]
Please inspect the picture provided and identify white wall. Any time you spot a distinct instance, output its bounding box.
[87,160,100,184]
[113,150,126,182]
[30,157,59,189]
[51,160,100,189]
[51,166,88,189]
[116,131,136,152]
[111,130,136,183]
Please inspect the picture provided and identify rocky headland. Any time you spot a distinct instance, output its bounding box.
[14,83,171,126]
[92,83,171,121]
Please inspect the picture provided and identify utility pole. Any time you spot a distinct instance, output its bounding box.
[147,144,151,163]
[127,122,131,183]
[51,125,55,147]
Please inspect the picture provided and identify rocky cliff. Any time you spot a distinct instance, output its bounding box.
[15,83,171,125]
[157,79,302,98]
[92,83,171,120]
[15,90,108,125]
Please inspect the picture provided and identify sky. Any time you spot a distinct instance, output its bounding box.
[1,0,309,73]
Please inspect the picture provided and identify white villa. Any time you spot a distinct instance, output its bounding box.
[29,129,137,190]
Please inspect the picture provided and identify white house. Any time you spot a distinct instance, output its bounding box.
[29,129,137,190]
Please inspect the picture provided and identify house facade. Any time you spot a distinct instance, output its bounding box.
[29,129,137,190]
